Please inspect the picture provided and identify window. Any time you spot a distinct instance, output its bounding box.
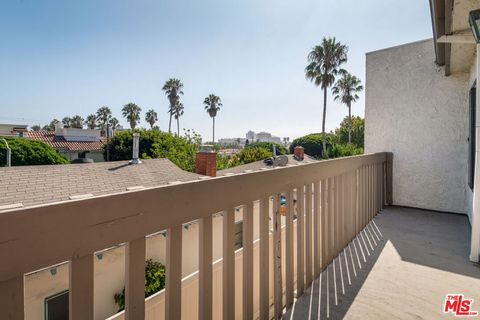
[78,152,86,159]
[44,290,68,320]
[469,85,476,190]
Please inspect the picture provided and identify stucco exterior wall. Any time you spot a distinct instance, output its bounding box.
[365,39,469,214]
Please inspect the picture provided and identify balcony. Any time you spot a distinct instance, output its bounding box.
[2,152,475,319]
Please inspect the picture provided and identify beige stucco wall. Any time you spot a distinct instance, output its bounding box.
[365,39,469,214]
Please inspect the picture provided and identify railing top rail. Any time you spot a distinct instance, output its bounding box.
[0,152,389,281]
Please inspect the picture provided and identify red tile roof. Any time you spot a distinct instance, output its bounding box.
[27,131,106,152]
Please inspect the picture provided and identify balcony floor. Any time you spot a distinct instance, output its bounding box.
[284,206,480,319]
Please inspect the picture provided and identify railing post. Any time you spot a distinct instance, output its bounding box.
[313,181,321,278]
[386,152,393,205]
[320,179,328,269]
[243,203,254,320]
[273,194,282,319]
[285,190,294,309]
[0,276,24,320]
[296,186,305,297]
[125,237,146,320]
[69,254,94,320]
[259,197,270,320]
[305,183,313,287]
[166,226,183,320]
[222,209,235,320]
[199,215,213,320]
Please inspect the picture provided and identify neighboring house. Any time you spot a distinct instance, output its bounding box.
[365,0,480,261]
[0,151,311,319]
[0,123,28,137]
[27,123,106,162]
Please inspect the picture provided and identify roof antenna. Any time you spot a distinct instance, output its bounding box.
[129,133,142,165]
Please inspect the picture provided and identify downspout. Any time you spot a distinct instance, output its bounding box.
[471,43,480,262]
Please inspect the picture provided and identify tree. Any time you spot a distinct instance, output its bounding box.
[0,137,69,166]
[246,142,288,155]
[70,115,84,129]
[96,106,112,132]
[305,37,348,151]
[85,114,97,130]
[289,133,338,158]
[109,117,120,132]
[173,101,184,136]
[334,116,365,148]
[145,109,158,129]
[162,78,184,134]
[62,117,72,128]
[42,119,60,131]
[122,103,142,129]
[31,125,41,131]
[203,94,222,143]
[106,129,199,172]
[332,71,363,144]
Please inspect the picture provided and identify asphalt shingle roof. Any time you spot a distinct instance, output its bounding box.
[0,159,202,209]
[218,154,317,175]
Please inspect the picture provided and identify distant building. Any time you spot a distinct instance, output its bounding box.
[217,138,246,146]
[246,130,282,144]
[27,123,106,162]
[0,123,28,137]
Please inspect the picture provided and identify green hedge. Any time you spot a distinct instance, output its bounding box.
[0,137,68,166]
[288,133,337,158]
[114,259,166,311]
[245,142,288,155]
[322,143,363,159]
[106,129,200,172]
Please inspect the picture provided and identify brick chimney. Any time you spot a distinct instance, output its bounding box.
[294,146,304,160]
[196,149,217,177]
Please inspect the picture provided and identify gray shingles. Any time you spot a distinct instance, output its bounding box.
[0,159,202,208]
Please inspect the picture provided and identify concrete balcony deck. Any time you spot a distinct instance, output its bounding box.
[285,206,480,319]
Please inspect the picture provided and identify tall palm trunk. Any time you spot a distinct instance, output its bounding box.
[322,86,328,152]
[177,118,180,136]
[168,114,172,133]
[348,102,352,144]
[212,117,215,143]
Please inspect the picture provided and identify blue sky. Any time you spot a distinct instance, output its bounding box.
[0,0,432,140]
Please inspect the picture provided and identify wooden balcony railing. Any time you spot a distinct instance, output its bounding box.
[0,152,392,320]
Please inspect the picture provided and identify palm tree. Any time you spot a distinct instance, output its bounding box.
[62,117,72,128]
[305,37,348,150]
[173,102,184,136]
[203,94,222,143]
[109,117,119,132]
[332,71,363,144]
[71,115,84,129]
[122,103,142,129]
[145,109,158,129]
[96,106,112,132]
[85,114,97,129]
[162,78,184,134]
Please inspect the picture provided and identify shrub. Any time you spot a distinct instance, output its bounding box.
[245,142,288,155]
[322,143,363,159]
[0,137,69,166]
[114,259,166,311]
[288,133,337,158]
[106,129,201,172]
[237,147,272,164]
